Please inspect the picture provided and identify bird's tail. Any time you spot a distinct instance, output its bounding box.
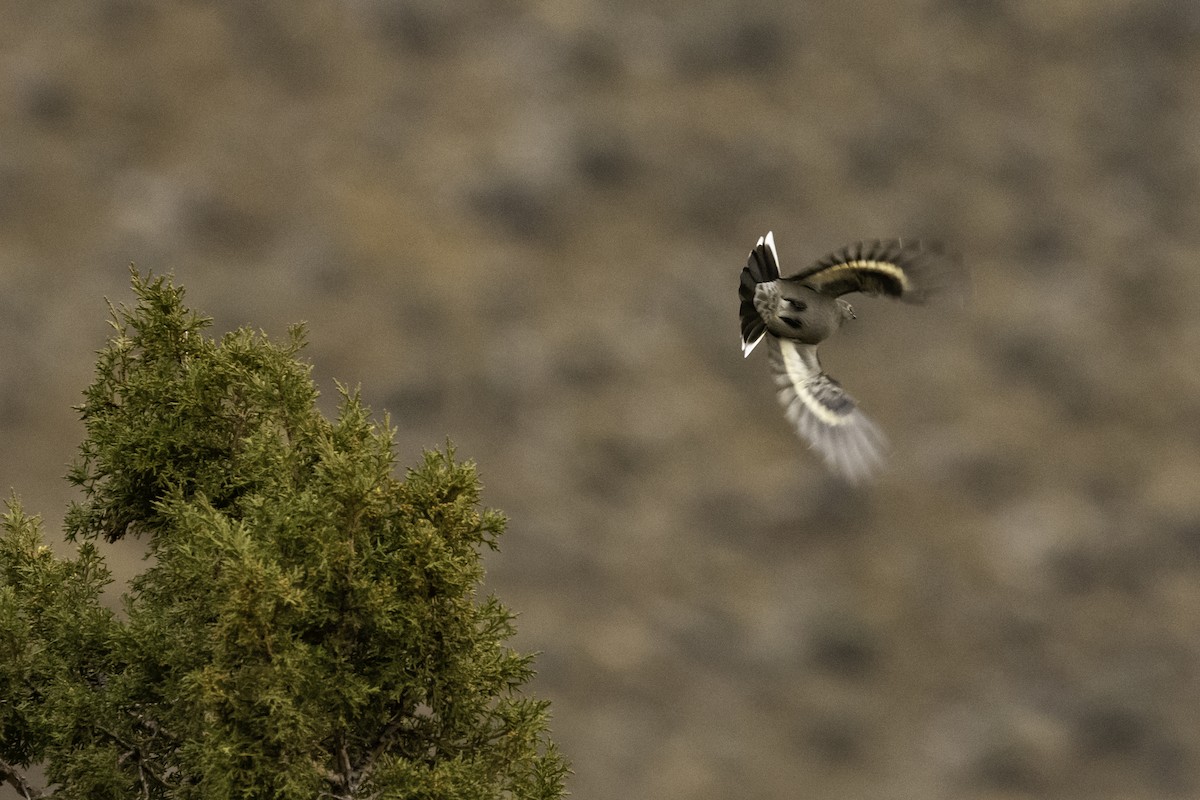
[740,231,780,356]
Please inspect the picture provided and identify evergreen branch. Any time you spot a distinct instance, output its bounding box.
[0,758,44,799]
[319,732,362,800]
[355,715,407,786]
[339,734,355,794]
[125,709,181,746]
[137,762,151,800]
[98,726,173,795]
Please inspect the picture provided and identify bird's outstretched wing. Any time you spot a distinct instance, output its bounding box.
[790,239,960,303]
[767,337,887,482]
[739,231,781,357]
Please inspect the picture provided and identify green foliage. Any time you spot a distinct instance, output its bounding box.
[0,271,567,799]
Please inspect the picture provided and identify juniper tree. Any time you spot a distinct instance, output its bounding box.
[0,271,567,799]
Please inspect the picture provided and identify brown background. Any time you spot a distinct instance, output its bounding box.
[3,1,1200,798]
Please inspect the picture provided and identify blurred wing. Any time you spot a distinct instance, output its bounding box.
[740,232,781,357]
[790,239,961,302]
[767,338,887,482]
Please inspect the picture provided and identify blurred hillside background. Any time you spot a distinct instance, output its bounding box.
[3,1,1200,798]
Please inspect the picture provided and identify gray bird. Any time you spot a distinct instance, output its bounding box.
[739,231,960,481]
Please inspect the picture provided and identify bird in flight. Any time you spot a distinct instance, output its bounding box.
[739,231,961,482]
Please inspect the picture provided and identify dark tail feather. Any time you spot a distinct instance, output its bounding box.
[741,232,780,292]
[739,232,779,356]
[739,231,780,304]
[740,299,765,352]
